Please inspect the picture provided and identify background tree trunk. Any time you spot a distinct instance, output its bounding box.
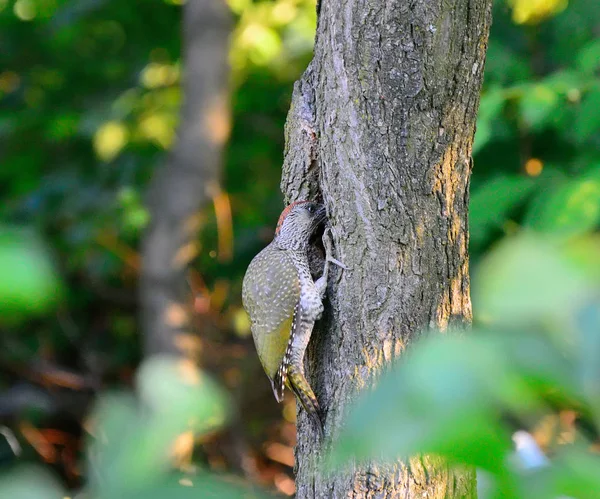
[282,0,492,497]
[141,0,231,359]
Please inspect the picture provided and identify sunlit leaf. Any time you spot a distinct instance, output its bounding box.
[239,24,282,66]
[227,0,251,15]
[13,0,36,21]
[232,307,251,337]
[117,187,150,233]
[563,234,600,280]
[93,121,128,161]
[140,62,180,89]
[138,112,176,149]
[270,0,298,26]
[507,0,568,25]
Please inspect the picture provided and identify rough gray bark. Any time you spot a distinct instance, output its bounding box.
[282,0,492,497]
[141,0,231,358]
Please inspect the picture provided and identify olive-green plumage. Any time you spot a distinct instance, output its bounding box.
[242,247,299,380]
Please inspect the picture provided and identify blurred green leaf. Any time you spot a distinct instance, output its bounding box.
[576,303,600,421]
[334,230,600,495]
[501,332,579,406]
[542,70,585,93]
[473,120,492,155]
[563,234,600,280]
[242,24,283,67]
[519,85,559,130]
[473,235,591,326]
[470,175,536,247]
[576,39,600,74]
[515,447,600,499]
[136,355,230,433]
[0,466,65,499]
[484,41,532,85]
[478,87,506,120]
[118,473,271,499]
[473,88,506,153]
[88,358,230,496]
[87,393,151,492]
[0,228,62,323]
[525,173,600,237]
[330,335,515,473]
[552,447,600,499]
[574,86,600,142]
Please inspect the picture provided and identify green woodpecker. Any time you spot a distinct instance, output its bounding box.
[242,201,344,435]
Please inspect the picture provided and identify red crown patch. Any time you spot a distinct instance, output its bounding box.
[275,200,311,235]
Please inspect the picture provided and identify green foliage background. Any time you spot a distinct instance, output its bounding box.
[0,0,599,497]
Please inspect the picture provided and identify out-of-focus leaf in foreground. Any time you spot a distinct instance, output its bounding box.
[87,356,231,497]
[330,232,600,498]
[577,302,600,422]
[119,473,271,499]
[0,466,65,499]
[472,234,591,327]
[328,335,515,473]
[518,447,600,499]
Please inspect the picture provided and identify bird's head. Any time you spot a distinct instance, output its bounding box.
[274,201,326,250]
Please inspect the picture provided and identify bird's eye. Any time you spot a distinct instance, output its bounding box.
[307,205,314,213]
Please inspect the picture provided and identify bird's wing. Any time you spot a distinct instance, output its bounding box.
[242,246,300,385]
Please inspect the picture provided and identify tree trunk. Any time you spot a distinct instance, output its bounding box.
[281,0,492,497]
[140,0,231,359]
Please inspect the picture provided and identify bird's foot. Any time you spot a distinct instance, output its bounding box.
[323,227,348,270]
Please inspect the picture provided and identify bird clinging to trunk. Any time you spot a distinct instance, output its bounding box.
[242,201,344,436]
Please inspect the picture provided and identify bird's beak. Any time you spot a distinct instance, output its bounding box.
[310,204,327,234]
[314,204,327,225]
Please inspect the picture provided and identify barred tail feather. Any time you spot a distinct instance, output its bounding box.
[288,365,323,438]
[269,376,285,403]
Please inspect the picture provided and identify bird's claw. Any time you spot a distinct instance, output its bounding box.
[322,227,348,270]
[327,256,348,270]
